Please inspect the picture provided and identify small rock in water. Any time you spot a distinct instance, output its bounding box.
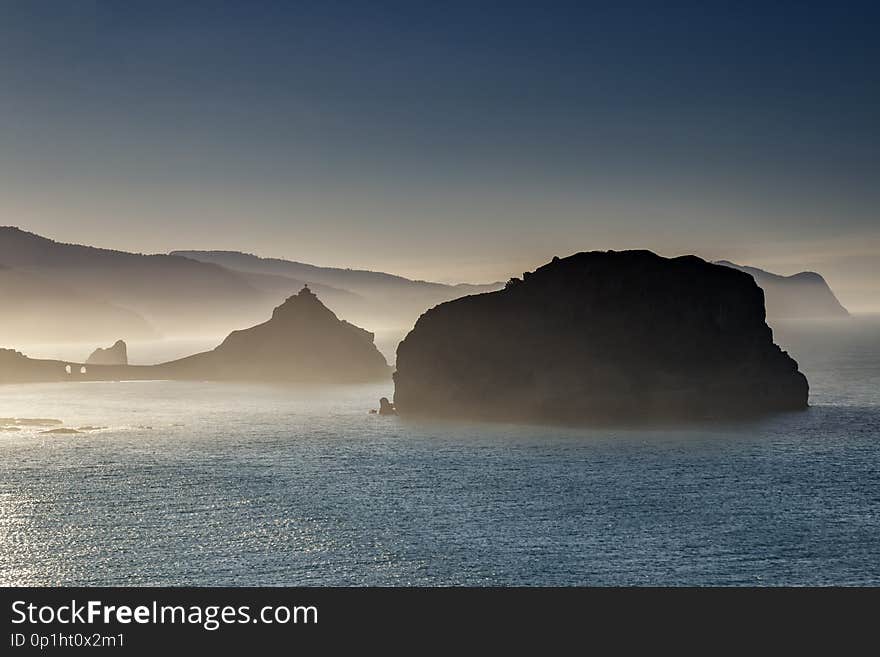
[378,397,397,416]
[40,428,82,435]
[0,426,22,432]
[76,426,107,431]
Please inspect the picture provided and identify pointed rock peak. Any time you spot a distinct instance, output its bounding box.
[86,339,128,366]
[271,284,337,322]
[286,284,320,305]
[206,281,390,382]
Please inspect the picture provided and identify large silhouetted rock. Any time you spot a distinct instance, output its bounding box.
[86,340,128,366]
[394,251,809,424]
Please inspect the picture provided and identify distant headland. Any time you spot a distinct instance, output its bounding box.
[0,287,391,384]
[715,261,849,319]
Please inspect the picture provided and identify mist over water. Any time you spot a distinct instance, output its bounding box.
[1,318,878,585]
[12,338,220,367]
[12,327,410,367]
[772,316,880,408]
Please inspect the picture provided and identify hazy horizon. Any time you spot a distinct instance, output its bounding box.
[5,223,876,315]
[1,2,877,310]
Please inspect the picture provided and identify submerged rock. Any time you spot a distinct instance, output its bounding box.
[394,250,809,424]
[40,427,82,435]
[86,340,128,366]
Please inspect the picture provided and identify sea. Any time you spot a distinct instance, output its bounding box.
[1,318,878,586]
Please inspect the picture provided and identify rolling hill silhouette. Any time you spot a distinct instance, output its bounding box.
[0,264,156,342]
[0,227,272,337]
[171,249,504,330]
[0,227,502,344]
[0,227,849,351]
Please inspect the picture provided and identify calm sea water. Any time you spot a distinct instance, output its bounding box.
[1,318,878,586]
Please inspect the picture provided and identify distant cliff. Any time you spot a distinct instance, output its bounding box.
[394,251,809,424]
[716,261,848,319]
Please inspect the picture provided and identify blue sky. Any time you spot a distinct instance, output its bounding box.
[1,1,877,307]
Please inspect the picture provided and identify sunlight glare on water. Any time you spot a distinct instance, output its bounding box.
[1,318,878,586]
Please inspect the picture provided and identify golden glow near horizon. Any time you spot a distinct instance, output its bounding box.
[1,3,877,312]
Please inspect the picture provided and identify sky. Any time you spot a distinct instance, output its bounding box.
[0,1,877,309]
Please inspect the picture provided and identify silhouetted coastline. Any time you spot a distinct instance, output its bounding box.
[0,287,390,384]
